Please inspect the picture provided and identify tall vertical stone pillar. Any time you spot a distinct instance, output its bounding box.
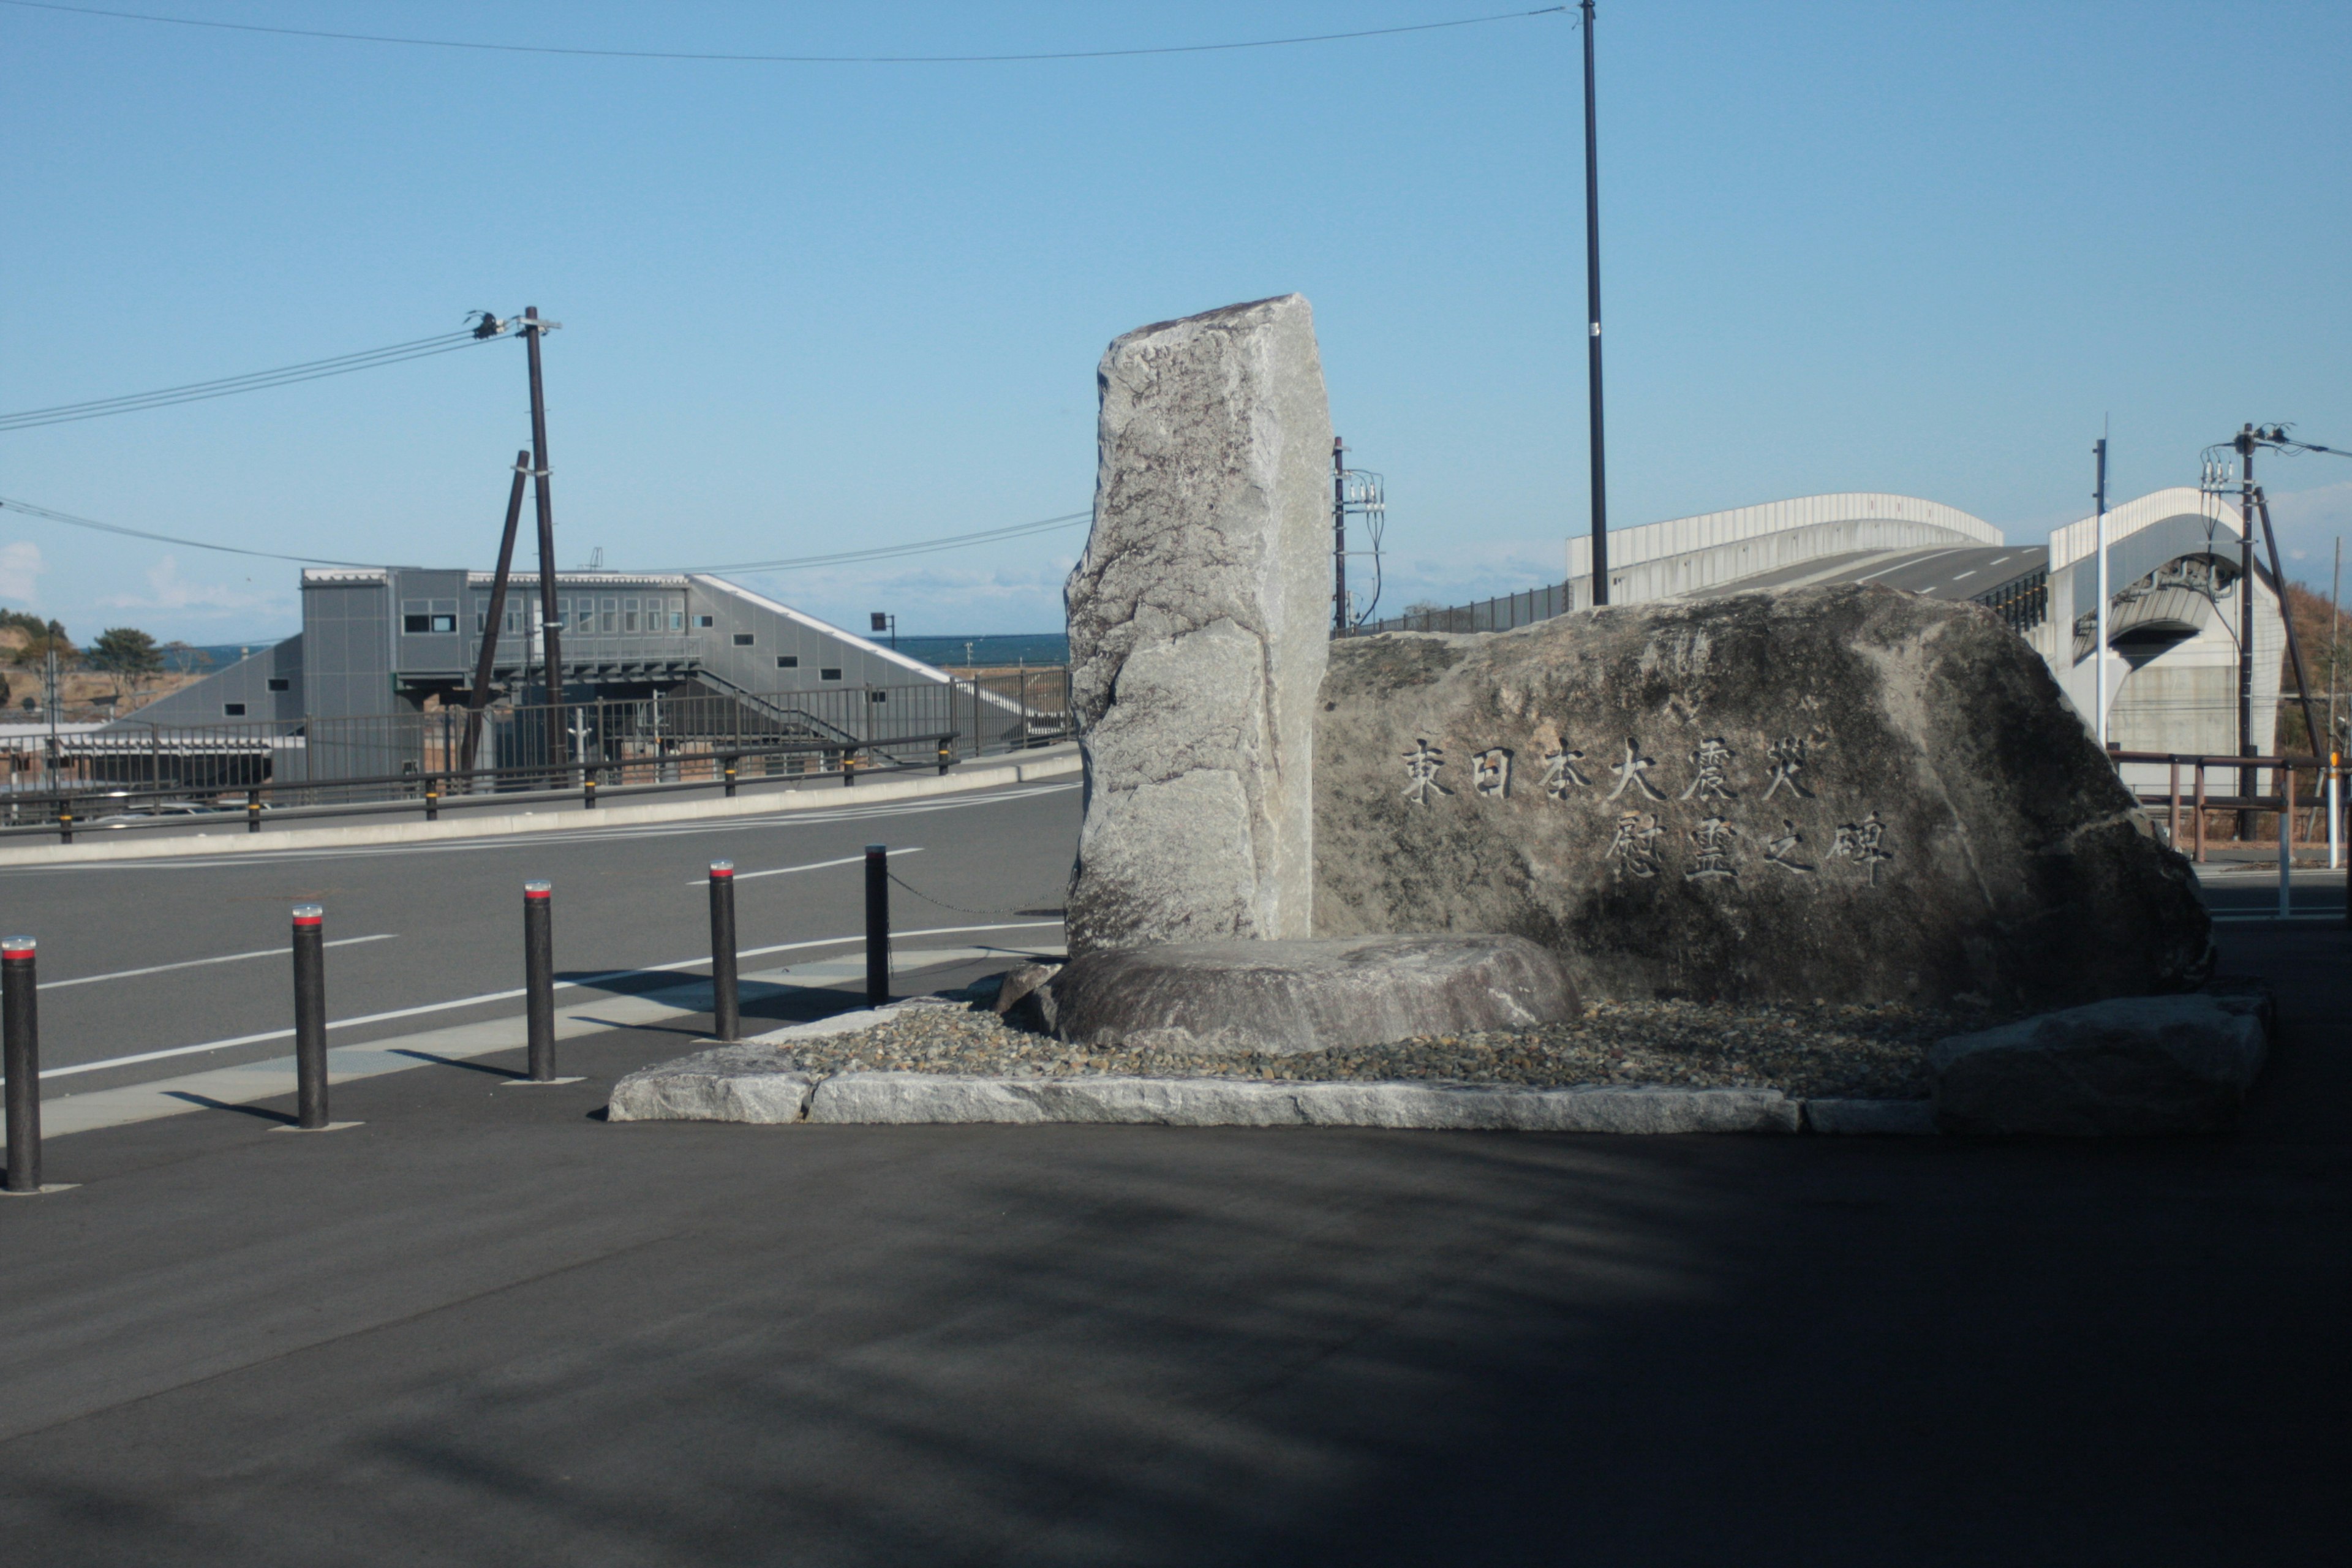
[1064,295,1332,951]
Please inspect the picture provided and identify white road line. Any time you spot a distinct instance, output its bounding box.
[691,846,922,886]
[1950,569,1978,582]
[24,920,1064,1083]
[1853,548,1959,585]
[38,933,397,991]
[1988,554,2011,566]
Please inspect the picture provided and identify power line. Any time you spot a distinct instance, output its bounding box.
[668,513,1093,574]
[0,494,1091,575]
[0,496,383,567]
[0,1,1567,64]
[0,326,506,432]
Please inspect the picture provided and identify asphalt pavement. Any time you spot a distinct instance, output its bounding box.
[0,922,2342,1566]
[0,776,1080,1098]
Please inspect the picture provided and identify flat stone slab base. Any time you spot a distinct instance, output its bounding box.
[1050,933,1578,1055]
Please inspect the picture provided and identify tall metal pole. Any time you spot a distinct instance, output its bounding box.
[1580,0,1610,607]
[524,307,567,779]
[2093,437,2109,748]
[1332,435,1349,634]
[2236,426,2258,837]
[2255,489,2325,778]
[460,450,532,780]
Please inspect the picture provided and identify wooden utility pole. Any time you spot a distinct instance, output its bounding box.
[523,307,567,778]
[458,450,532,780]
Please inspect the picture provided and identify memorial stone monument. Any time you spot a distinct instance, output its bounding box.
[1063,295,1333,952]
[1313,586,2212,1009]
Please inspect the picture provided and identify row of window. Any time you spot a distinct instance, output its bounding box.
[460,595,699,638]
[225,687,890,716]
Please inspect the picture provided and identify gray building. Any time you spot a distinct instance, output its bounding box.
[109,568,1036,785]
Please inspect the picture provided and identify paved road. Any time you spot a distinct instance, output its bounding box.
[0,924,2341,1565]
[0,777,1079,1097]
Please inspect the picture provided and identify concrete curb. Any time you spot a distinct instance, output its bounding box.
[0,747,1079,867]
[805,1074,1803,1132]
[605,1047,1818,1133]
[1803,1098,1940,1136]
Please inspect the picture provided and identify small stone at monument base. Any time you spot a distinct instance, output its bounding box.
[607,1044,813,1124]
[1049,934,1578,1056]
[1929,995,2267,1136]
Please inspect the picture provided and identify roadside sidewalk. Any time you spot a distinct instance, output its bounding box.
[0,745,1078,869]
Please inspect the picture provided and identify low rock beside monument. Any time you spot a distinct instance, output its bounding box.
[1049,934,1578,1056]
[1313,584,2211,1010]
[1931,993,2267,1135]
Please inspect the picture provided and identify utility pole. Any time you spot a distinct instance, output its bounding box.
[522,307,567,778]
[1580,0,1610,606]
[459,450,532,780]
[1332,435,1349,634]
[2093,435,2109,749]
[2235,424,2258,838]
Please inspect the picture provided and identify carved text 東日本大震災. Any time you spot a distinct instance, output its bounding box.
[1603,737,1667,802]
[1762,736,1813,800]
[1472,747,1511,798]
[1678,737,1737,802]
[1402,739,1451,805]
[1540,742,1590,798]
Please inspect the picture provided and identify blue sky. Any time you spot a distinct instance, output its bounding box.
[2,0,2348,644]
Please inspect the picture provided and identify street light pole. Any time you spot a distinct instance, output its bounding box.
[1580,0,1609,607]
[523,306,567,779]
[2236,425,2258,837]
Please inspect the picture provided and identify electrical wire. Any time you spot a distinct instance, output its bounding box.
[0,328,505,432]
[0,494,1090,575]
[666,513,1093,575]
[0,2,1569,64]
[0,495,385,567]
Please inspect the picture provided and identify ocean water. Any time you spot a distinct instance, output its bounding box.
[894,633,1069,668]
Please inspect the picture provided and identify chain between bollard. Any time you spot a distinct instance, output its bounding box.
[708,861,740,1042]
[3,937,43,1193]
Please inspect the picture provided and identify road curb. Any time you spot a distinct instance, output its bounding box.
[0,747,1079,867]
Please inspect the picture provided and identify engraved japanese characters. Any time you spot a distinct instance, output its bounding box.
[1312,583,2211,1008]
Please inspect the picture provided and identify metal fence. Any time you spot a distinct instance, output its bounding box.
[0,671,1073,833]
[1356,582,1577,636]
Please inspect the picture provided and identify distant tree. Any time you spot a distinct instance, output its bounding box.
[2,614,74,668]
[160,639,213,674]
[87,626,162,700]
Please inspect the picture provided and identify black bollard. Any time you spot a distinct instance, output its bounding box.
[3,937,42,1193]
[708,861,739,1042]
[524,881,556,1081]
[292,905,329,1129]
[865,843,890,1007]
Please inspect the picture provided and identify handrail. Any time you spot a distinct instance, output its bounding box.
[0,730,965,843]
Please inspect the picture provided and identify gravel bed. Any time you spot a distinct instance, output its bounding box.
[783,993,2003,1101]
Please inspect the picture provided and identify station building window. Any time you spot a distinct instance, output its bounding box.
[224,703,247,716]
[820,667,842,681]
[266,678,290,692]
[776,655,798,669]
[600,597,619,634]
[733,633,755,647]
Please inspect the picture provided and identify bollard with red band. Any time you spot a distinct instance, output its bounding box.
[291,905,330,1129]
[3,937,42,1193]
[708,861,739,1042]
[865,845,891,1008]
[524,882,557,1080]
